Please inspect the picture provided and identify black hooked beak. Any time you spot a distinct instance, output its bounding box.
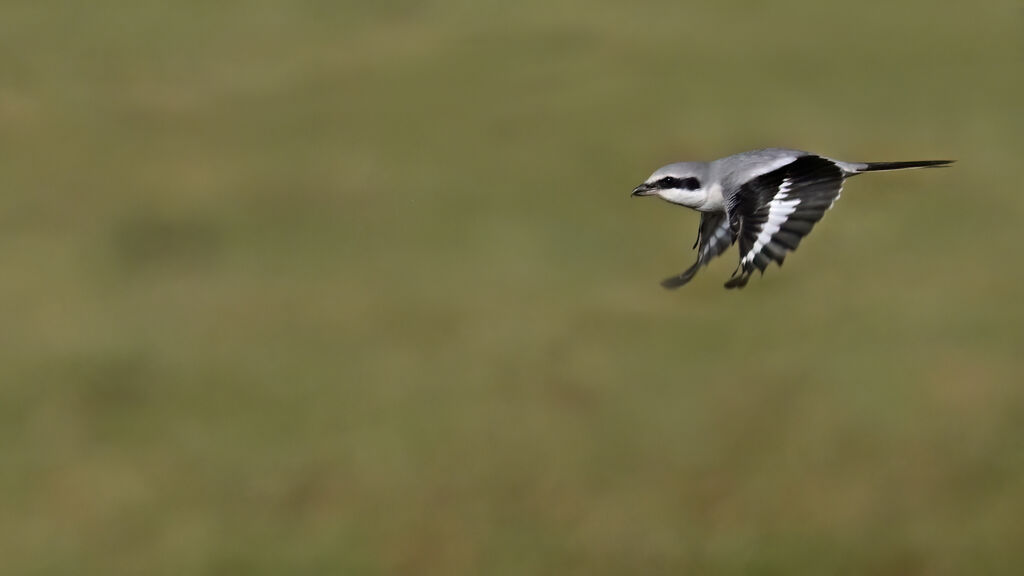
[631,183,656,197]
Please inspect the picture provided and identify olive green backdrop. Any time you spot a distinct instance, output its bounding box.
[2,1,1022,574]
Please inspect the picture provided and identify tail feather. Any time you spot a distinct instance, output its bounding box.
[859,160,954,172]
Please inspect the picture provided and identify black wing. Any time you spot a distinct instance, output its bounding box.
[661,211,735,289]
[724,155,844,289]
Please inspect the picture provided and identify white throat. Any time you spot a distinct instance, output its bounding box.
[658,187,708,210]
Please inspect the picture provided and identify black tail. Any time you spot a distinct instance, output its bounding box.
[859,159,954,172]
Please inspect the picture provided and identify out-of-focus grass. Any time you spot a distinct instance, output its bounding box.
[1,1,1022,574]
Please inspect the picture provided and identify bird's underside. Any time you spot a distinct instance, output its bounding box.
[656,154,951,289]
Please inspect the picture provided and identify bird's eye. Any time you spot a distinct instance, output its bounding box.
[658,176,700,190]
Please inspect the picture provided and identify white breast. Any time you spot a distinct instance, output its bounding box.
[699,182,726,212]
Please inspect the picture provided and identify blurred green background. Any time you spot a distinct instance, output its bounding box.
[2,1,1023,574]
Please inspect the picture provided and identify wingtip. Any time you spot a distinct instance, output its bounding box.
[723,274,750,289]
[660,263,701,289]
[660,276,688,290]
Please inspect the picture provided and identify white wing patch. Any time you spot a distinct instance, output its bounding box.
[741,178,799,266]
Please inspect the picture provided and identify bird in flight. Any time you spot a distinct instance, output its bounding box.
[631,148,953,289]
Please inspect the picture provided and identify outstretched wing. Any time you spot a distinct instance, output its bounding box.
[724,155,844,289]
[661,211,735,288]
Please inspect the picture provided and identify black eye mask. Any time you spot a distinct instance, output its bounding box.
[657,176,701,190]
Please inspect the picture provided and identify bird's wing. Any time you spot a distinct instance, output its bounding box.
[661,211,735,288]
[724,155,844,289]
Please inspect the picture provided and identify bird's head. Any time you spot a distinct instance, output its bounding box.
[631,162,708,209]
